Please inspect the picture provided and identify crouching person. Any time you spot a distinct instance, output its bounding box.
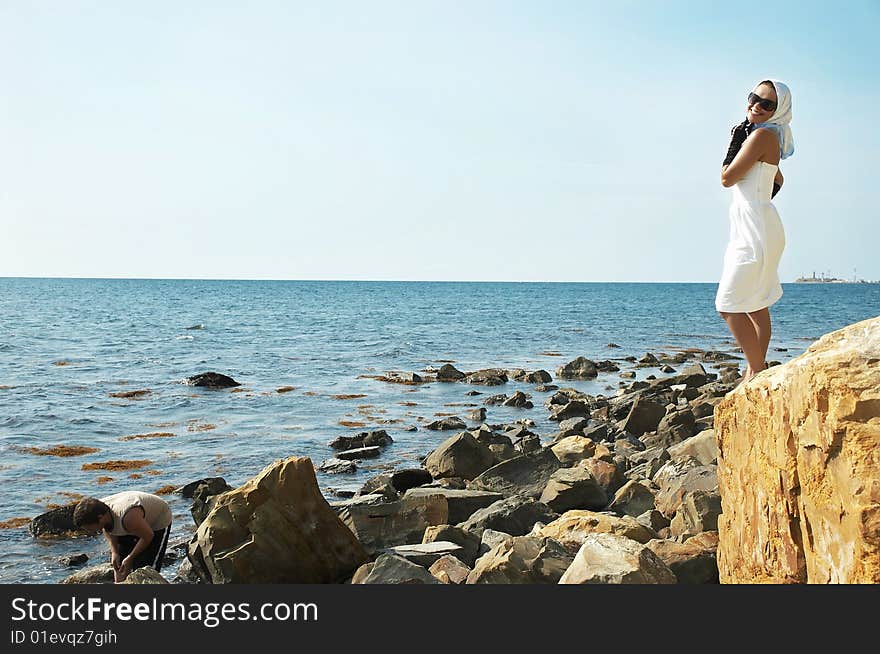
[73,491,172,582]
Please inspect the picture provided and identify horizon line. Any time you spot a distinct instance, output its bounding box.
[0,275,853,284]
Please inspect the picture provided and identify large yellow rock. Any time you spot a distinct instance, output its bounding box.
[715,316,880,583]
[188,456,368,583]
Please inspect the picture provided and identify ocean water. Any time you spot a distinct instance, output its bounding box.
[0,278,877,583]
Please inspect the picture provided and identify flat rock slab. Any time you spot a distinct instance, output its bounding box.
[382,542,465,568]
[404,487,504,524]
[469,448,562,498]
[335,492,449,551]
[458,496,557,538]
[336,446,382,461]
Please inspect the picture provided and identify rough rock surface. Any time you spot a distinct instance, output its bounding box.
[467,535,575,584]
[716,316,880,583]
[558,533,677,584]
[188,457,368,583]
[536,510,657,547]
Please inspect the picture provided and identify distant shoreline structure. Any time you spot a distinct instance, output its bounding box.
[794,271,879,284]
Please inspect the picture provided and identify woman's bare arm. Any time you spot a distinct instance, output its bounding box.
[720,129,777,187]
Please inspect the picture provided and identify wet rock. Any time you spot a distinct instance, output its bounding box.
[335,446,382,461]
[61,563,115,584]
[524,370,552,383]
[556,357,599,380]
[352,554,440,584]
[188,456,368,583]
[458,496,557,538]
[437,364,466,381]
[660,365,676,373]
[535,384,559,392]
[179,477,231,499]
[30,504,79,538]
[539,467,607,513]
[469,449,562,499]
[59,554,89,567]
[185,372,240,388]
[317,458,358,474]
[465,390,482,396]
[467,535,576,584]
[467,407,487,422]
[483,394,508,405]
[190,477,235,526]
[502,391,534,409]
[595,360,621,372]
[172,558,202,584]
[559,533,676,584]
[429,554,471,584]
[620,371,636,379]
[424,432,495,481]
[426,416,467,431]
[464,369,508,386]
[329,430,393,451]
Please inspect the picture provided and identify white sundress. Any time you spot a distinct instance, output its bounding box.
[714,160,786,313]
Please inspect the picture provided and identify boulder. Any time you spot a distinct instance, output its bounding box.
[467,407,487,422]
[550,436,596,466]
[359,468,433,497]
[335,492,448,551]
[716,317,880,583]
[185,372,240,388]
[179,477,231,499]
[608,480,656,517]
[30,504,79,539]
[559,533,676,584]
[667,429,718,465]
[352,554,440,584]
[537,510,657,547]
[437,364,466,381]
[429,555,471,584]
[464,369,509,386]
[404,487,503,524]
[556,416,589,438]
[317,458,358,474]
[621,396,666,436]
[539,467,608,513]
[646,532,719,584]
[468,449,562,498]
[479,529,514,556]
[549,400,593,422]
[502,391,534,409]
[458,496,557,538]
[467,535,576,584]
[556,357,599,380]
[329,430,393,451]
[336,446,381,461]
[59,554,89,567]
[190,479,235,526]
[187,456,368,583]
[121,568,169,584]
[426,417,467,431]
[671,490,722,537]
[424,432,495,480]
[654,465,718,518]
[423,525,481,566]
[61,563,115,584]
[579,458,626,496]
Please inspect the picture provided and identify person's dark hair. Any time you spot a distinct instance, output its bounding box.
[73,497,110,528]
[759,79,775,90]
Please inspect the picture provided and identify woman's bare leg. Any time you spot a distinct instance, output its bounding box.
[746,307,771,367]
[719,311,766,382]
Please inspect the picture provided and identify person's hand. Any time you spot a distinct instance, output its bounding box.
[110,552,122,572]
[723,121,750,166]
[114,557,133,583]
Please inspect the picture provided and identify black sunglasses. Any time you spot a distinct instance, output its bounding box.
[748,92,777,113]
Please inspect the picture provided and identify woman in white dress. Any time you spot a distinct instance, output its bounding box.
[715,79,794,384]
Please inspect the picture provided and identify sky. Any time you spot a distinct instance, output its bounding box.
[1,1,878,282]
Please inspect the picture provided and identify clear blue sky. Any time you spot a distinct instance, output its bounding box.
[2,1,878,282]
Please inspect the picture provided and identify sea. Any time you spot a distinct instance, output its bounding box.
[0,278,877,583]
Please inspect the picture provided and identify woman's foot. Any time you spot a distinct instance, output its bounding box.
[741,361,768,384]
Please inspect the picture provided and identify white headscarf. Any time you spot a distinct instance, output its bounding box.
[754,79,794,160]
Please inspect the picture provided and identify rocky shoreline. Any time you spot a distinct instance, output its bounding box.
[36,347,748,584]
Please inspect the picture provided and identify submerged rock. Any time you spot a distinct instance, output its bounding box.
[185,372,240,388]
